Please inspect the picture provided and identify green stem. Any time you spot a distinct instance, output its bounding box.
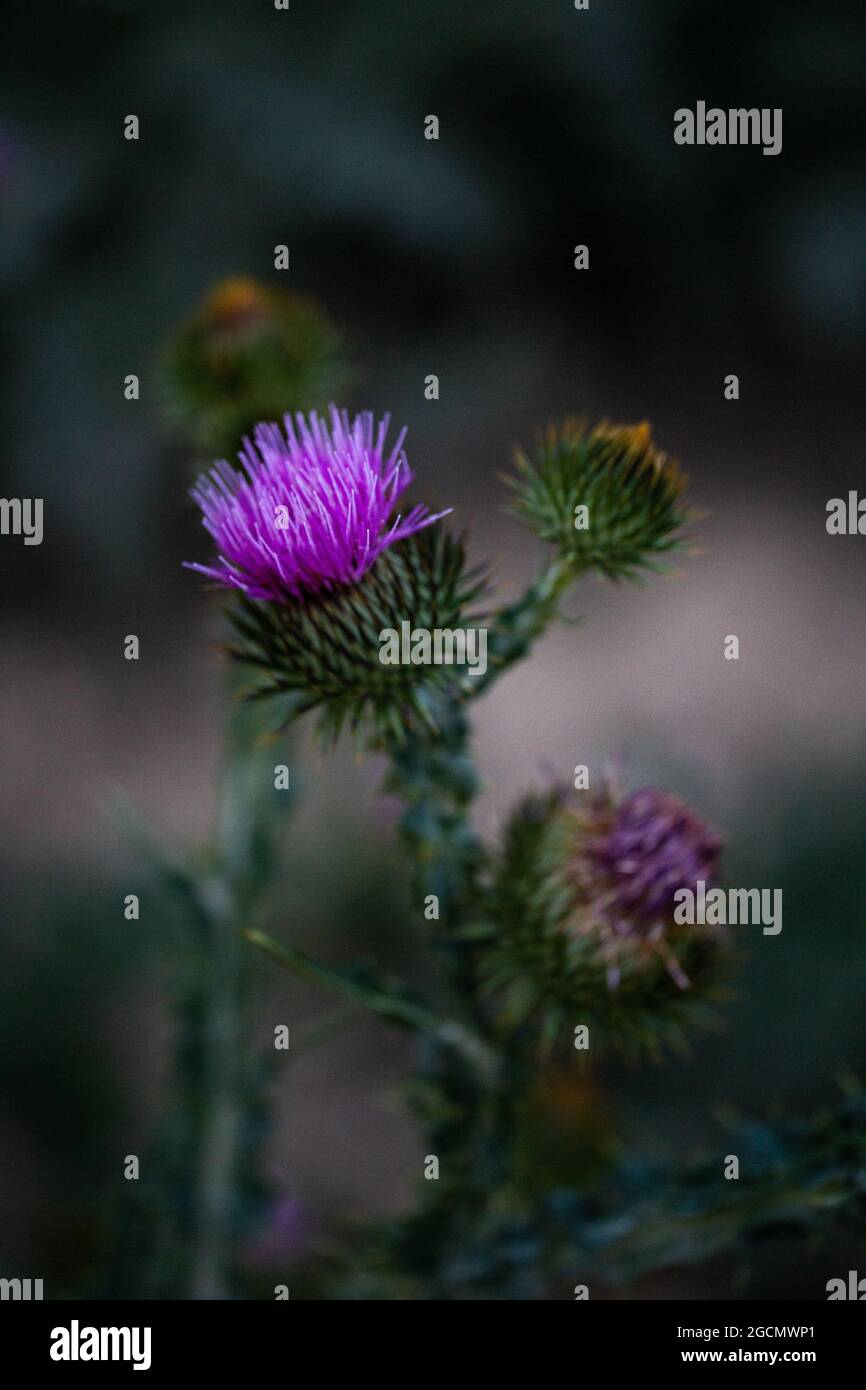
[383,690,486,1011]
[245,927,499,1083]
[191,894,242,1299]
[187,693,292,1300]
[244,928,441,1033]
[466,554,579,697]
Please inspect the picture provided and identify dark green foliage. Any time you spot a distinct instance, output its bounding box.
[329,1087,866,1300]
[423,1089,866,1298]
[561,1089,866,1287]
[507,420,690,580]
[227,527,487,742]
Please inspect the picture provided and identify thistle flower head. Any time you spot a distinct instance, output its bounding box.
[187,406,448,601]
[226,524,485,743]
[479,781,727,1058]
[507,419,689,579]
[190,415,481,742]
[572,786,724,943]
[159,277,348,456]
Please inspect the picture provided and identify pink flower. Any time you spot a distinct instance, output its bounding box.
[186,406,448,601]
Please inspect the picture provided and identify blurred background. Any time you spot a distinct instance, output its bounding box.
[1,0,864,1298]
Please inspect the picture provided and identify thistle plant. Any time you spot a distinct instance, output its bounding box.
[179,392,720,1291]
[130,287,864,1301]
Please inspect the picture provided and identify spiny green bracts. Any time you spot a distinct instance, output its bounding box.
[506,420,689,580]
[227,526,487,743]
[477,784,727,1059]
[160,277,348,458]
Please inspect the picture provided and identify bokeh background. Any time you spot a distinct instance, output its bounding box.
[1,0,865,1298]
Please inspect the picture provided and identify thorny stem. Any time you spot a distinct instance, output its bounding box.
[189,694,284,1301]
[233,564,583,1291]
[382,558,582,1016]
[384,695,482,907]
[465,554,580,697]
[370,565,592,1277]
[191,888,242,1299]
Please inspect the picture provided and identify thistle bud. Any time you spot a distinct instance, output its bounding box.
[160,277,347,457]
[507,420,689,580]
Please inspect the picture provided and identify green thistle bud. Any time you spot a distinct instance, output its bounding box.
[159,277,347,457]
[507,420,689,580]
[227,526,486,743]
[478,782,726,1058]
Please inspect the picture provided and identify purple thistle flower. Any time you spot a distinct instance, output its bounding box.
[588,788,723,930]
[186,406,448,601]
[570,785,723,988]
